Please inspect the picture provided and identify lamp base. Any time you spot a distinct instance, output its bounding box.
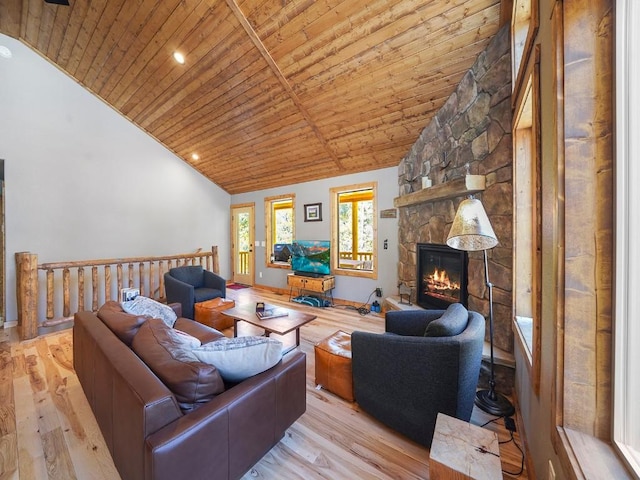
[475,389,515,417]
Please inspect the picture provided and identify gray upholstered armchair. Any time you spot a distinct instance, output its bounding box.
[164,266,226,319]
[351,304,484,447]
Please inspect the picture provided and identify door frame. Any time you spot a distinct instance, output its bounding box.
[230,203,255,286]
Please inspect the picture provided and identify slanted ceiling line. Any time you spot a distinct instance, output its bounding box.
[224,0,345,171]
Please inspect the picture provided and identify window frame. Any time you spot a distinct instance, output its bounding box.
[330,182,377,279]
[265,193,295,269]
[614,0,640,473]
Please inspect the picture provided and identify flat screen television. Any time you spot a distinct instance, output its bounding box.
[290,240,331,277]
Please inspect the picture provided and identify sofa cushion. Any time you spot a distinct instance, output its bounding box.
[174,317,225,344]
[132,318,225,411]
[191,336,283,382]
[169,265,204,288]
[97,301,147,346]
[122,296,177,328]
[424,303,469,337]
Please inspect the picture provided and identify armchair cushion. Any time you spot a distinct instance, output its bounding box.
[424,303,469,337]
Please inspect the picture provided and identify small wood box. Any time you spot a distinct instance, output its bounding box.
[429,413,501,480]
[194,298,235,330]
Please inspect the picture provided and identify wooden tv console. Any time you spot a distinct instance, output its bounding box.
[287,273,335,301]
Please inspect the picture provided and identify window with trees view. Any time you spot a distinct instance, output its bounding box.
[330,182,377,278]
[265,194,294,268]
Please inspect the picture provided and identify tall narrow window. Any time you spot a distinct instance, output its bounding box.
[265,194,294,268]
[512,47,541,392]
[330,182,377,278]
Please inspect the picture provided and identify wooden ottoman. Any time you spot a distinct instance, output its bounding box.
[314,330,354,402]
[194,298,235,330]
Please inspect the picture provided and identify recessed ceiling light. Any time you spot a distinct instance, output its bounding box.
[173,51,185,64]
[191,153,200,161]
[0,46,12,59]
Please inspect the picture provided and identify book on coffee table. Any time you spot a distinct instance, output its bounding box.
[256,307,289,320]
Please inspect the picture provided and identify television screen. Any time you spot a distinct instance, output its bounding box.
[290,240,331,277]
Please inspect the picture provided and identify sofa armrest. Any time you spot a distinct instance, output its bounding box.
[385,309,444,336]
[203,270,226,298]
[168,302,182,317]
[144,351,306,480]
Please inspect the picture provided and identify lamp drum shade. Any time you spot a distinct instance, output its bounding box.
[446,198,498,252]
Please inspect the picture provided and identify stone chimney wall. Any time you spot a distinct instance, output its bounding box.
[397,25,513,353]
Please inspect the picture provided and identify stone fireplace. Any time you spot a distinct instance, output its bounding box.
[395,25,514,361]
[417,243,468,310]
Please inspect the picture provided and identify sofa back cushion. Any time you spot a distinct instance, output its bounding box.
[169,266,204,288]
[98,301,147,346]
[131,318,225,411]
[424,303,469,337]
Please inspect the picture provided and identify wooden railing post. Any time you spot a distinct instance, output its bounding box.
[212,246,219,274]
[15,252,38,340]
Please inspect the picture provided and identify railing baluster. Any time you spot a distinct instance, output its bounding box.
[159,260,165,299]
[63,268,70,318]
[117,264,123,296]
[149,261,155,298]
[139,262,145,296]
[128,263,134,288]
[105,265,111,302]
[78,267,85,312]
[46,269,54,319]
[92,266,98,312]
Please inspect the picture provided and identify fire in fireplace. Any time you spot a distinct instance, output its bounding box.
[417,243,468,309]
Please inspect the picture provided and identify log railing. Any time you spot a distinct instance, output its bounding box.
[15,246,220,340]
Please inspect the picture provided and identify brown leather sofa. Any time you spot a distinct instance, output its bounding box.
[73,302,306,480]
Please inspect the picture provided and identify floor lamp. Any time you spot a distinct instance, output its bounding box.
[446,197,515,417]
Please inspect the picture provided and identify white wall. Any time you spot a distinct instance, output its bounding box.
[0,34,231,323]
[231,167,400,305]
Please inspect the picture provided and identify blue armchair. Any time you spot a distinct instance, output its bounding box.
[351,304,484,447]
[164,266,226,319]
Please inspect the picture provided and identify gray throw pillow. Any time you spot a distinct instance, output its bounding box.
[424,303,469,337]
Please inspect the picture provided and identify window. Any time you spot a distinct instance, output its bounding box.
[615,0,640,473]
[330,182,377,278]
[512,47,541,392]
[265,194,294,268]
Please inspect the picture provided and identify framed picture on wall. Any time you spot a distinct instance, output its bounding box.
[304,203,322,222]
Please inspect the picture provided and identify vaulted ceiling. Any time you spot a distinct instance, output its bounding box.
[0,0,504,194]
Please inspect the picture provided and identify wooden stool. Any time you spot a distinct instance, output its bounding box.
[194,298,235,330]
[429,413,501,479]
[314,330,354,402]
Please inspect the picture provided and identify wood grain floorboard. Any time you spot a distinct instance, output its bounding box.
[1,288,528,479]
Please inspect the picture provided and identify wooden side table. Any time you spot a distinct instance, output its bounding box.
[429,413,501,480]
[194,298,235,330]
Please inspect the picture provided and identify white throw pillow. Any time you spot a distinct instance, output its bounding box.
[168,328,202,350]
[122,296,177,328]
[191,336,283,382]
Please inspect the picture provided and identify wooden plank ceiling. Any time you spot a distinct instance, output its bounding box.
[0,0,502,194]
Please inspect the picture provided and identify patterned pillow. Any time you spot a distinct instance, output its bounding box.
[191,336,283,382]
[122,296,177,328]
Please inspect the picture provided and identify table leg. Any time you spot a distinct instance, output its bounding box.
[233,318,239,338]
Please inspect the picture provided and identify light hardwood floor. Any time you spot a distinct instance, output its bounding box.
[0,288,528,479]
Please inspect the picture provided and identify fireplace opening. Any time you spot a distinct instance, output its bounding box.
[417,243,468,309]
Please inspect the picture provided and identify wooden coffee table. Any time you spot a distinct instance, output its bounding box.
[221,303,317,354]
